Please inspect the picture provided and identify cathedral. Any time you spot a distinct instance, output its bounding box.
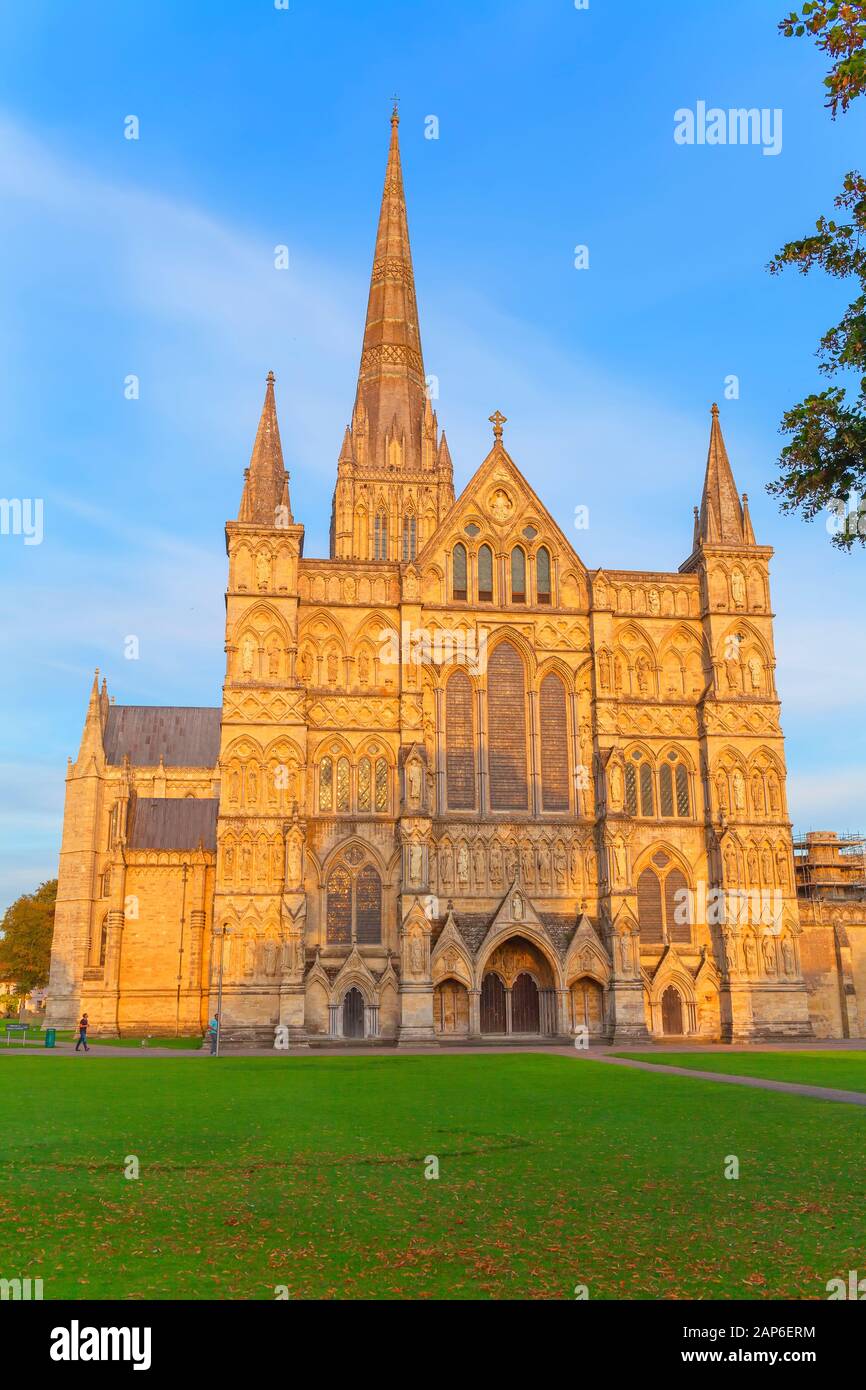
[46,110,866,1046]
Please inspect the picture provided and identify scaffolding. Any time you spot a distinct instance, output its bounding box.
[792,830,866,902]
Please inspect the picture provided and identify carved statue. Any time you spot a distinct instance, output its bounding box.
[782,937,795,976]
[743,935,757,974]
[409,843,423,884]
[598,651,610,690]
[327,652,338,685]
[762,935,776,973]
[456,845,469,884]
[748,655,762,691]
[358,651,370,685]
[241,635,255,675]
[409,931,424,973]
[473,841,485,884]
[268,644,279,677]
[648,588,660,615]
[609,762,624,809]
[255,551,271,588]
[731,569,746,608]
[490,842,503,883]
[439,846,452,885]
[636,655,650,696]
[732,771,746,813]
[287,838,302,887]
[725,655,742,692]
[408,761,422,806]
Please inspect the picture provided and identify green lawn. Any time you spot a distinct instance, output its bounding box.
[614,1049,866,1093]
[1,1053,863,1300]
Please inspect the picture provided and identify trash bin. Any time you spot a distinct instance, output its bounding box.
[44,1028,56,1048]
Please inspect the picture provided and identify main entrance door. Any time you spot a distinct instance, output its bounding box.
[511,972,540,1033]
[661,985,683,1036]
[343,987,365,1039]
[480,973,507,1034]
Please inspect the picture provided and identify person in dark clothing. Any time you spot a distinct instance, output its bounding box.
[75,1013,90,1052]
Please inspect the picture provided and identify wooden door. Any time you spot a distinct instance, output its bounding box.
[511,972,540,1033]
[661,985,683,1036]
[480,973,506,1034]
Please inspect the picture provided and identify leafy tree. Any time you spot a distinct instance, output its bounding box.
[769,4,866,547]
[0,880,56,994]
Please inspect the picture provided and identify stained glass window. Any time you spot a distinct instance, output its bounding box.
[478,544,493,602]
[358,758,372,811]
[402,515,416,562]
[510,547,526,603]
[319,757,333,812]
[356,865,382,943]
[660,762,674,817]
[452,543,467,600]
[536,547,551,604]
[374,511,388,560]
[639,761,654,817]
[676,763,690,817]
[375,757,388,812]
[326,867,352,944]
[336,757,350,811]
[625,762,637,816]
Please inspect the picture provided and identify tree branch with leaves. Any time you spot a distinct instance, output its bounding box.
[769,4,866,547]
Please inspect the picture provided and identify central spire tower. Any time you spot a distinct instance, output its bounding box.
[330,106,455,562]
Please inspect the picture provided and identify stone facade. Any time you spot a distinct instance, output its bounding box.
[46,111,866,1045]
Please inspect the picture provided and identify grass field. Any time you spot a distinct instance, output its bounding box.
[615,1050,866,1093]
[1,1052,863,1300]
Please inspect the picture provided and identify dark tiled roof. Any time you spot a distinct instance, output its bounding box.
[538,912,579,956]
[455,912,495,953]
[104,706,221,768]
[127,797,219,852]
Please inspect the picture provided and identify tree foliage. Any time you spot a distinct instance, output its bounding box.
[0,880,56,993]
[770,5,866,546]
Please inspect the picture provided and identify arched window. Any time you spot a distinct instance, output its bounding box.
[326,860,383,945]
[665,868,691,944]
[374,757,389,812]
[487,642,528,810]
[676,763,689,817]
[536,547,551,604]
[402,514,416,562]
[638,853,692,946]
[637,869,664,944]
[478,545,493,602]
[452,543,467,601]
[319,757,333,812]
[358,758,372,812]
[374,510,388,561]
[326,865,352,943]
[626,751,654,817]
[625,762,637,816]
[660,753,690,818]
[355,865,382,944]
[446,670,476,810]
[99,920,108,967]
[510,547,526,603]
[336,756,350,812]
[640,761,654,817]
[539,673,569,811]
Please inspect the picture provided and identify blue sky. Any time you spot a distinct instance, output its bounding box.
[1,0,864,910]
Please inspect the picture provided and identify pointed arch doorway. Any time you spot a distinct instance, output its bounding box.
[342,987,365,1039]
[661,985,683,1036]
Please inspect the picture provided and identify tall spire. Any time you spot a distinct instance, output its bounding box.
[238,371,290,526]
[353,104,426,470]
[697,404,748,546]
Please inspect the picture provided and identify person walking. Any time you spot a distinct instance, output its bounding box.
[75,1013,90,1052]
[207,1015,219,1055]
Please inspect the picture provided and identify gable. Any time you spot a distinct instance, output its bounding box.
[415,444,588,606]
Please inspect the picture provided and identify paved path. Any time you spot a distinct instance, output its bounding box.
[588,1053,866,1107]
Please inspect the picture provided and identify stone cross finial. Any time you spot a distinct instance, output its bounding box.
[489,410,507,443]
